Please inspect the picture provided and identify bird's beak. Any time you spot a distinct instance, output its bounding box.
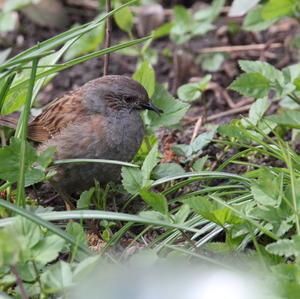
[143,102,163,116]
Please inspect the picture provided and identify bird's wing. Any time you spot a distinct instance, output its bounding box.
[28,89,87,142]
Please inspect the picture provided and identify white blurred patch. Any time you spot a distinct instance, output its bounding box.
[69,258,278,299]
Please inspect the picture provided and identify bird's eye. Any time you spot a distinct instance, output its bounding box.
[124,96,136,102]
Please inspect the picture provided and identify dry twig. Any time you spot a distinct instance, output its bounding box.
[103,0,112,76]
[198,43,282,54]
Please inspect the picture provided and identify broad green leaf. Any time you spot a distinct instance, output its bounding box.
[186,196,240,226]
[133,60,155,97]
[261,0,295,20]
[141,143,158,183]
[194,0,225,21]
[114,1,134,33]
[191,127,216,153]
[66,222,86,246]
[239,60,284,84]
[172,143,192,157]
[282,63,300,82]
[229,0,260,16]
[32,235,65,264]
[242,98,269,127]
[152,22,172,38]
[243,6,276,31]
[0,138,44,186]
[121,167,143,194]
[13,216,41,251]
[266,239,297,257]
[170,5,193,44]
[267,110,300,129]
[153,163,185,179]
[41,261,73,290]
[77,187,95,209]
[140,189,168,215]
[177,83,201,102]
[0,229,23,266]
[145,84,189,129]
[251,185,278,207]
[192,155,208,172]
[218,122,250,143]
[229,72,270,98]
[198,53,225,72]
[172,128,216,158]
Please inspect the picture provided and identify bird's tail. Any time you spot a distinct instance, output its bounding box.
[0,115,18,129]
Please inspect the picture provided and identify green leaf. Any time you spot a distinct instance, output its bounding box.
[153,163,185,179]
[139,189,169,215]
[194,0,225,21]
[229,0,260,16]
[191,127,216,153]
[243,6,276,31]
[13,216,41,251]
[32,235,65,264]
[0,138,44,186]
[172,144,192,157]
[261,0,295,20]
[266,239,297,257]
[218,122,250,142]
[170,5,193,44]
[66,222,86,246]
[64,19,105,60]
[77,187,95,209]
[238,60,284,85]
[133,60,155,97]
[177,83,201,102]
[242,98,269,127]
[152,22,172,39]
[145,84,189,129]
[121,167,143,194]
[114,1,134,33]
[251,168,281,207]
[192,155,208,172]
[198,53,225,72]
[267,110,300,129]
[172,128,216,158]
[37,147,56,168]
[229,72,270,98]
[186,196,240,226]
[141,143,159,183]
[41,261,73,291]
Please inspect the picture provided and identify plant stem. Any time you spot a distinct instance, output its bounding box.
[0,72,16,111]
[16,58,39,207]
[11,265,29,299]
[103,0,112,76]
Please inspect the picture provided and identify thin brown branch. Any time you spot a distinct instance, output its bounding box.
[184,104,252,125]
[103,0,112,76]
[11,265,29,299]
[198,43,282,54]
[206,105,252,122]
[190,116,203,144]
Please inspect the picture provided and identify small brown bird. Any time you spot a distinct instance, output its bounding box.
[0,75,162,193]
